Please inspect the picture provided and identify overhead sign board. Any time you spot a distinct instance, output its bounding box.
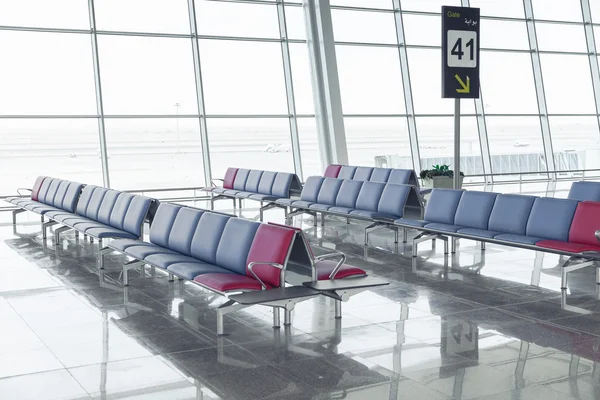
[442,6,480,98]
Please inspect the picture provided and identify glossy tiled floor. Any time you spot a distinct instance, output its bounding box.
[1,192,600,400]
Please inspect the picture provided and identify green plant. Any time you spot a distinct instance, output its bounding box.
[419,164,465,180]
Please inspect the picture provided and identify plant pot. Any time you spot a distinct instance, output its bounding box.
[422,176,463,189]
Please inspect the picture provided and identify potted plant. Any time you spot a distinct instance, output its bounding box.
[420,164,464,189]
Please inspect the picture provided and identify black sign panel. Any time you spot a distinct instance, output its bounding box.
[442,6,480,99]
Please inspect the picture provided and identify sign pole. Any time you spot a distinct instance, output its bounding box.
[454,98,461,189]
[442,5,479,190]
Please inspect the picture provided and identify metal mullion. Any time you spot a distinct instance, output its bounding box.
[581,0,600,136]
[278,1,304,180]
[393,0,421,173]
[524,0,555,179]
[88,0,111,188]
[95,30,192,39]
[0,25,91,34]
[462,0,492,183]
[188,0,212,186]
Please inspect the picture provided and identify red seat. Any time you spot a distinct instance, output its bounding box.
[223,168,239,189]
[536,240,600,253]
[316,260,366,280]
[324,164,342,178]
[194,273,270,292]
[31,176,47,201]
[245,224,296,288]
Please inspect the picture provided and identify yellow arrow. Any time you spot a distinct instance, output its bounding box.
[455,74,470,93]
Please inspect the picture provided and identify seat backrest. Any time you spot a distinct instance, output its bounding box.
[567,181,600,202]
[31,176,47,201]
[388,169,412,185]
[271,172,294,198]
[488,194,537,235]
[96,190,121,225]
[76,186,152,236]
[246,224,296,288]
[377,184,411,217]
[454,191,498,230]
[39,178,61,206]
[324,164,342,178]
[370,168,392,183]
[300,177,325,202]
[335,180,364,209]
[232,168,250,191]
[216,218,260,275]
[36,178,55,204]
[168,207,204,257]
[48,180,70,208]
[338,166,357,180]
[257,171,277,195]
[526,197,578,242]
[569,201,600,246]
[353,167,374,181]
[223,168,239,189]
[316,178,344,205]
[423,189,464,224]
[245,170,264,193]
[79,187,108,221]
[149,203,181,248]
[60,182,84,213]
[355,181,386,212]
[190,211,231,263]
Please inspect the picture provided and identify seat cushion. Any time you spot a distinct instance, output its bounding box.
[235,191,255,199]
[291,201,314,209]
[71,221,108,232]
[201,186,216,192]
[327,206,354,215]
[457,228,501,239]
[85,227,138,239]
[44,210,74,220]
[25,205,64,215]
[223,190,240,196]
[395,218,429,228]
[536,240,600,254]
[167,262,233,280]
[248,194,278,202]
[316,260,366,280]
[124,244,178,260]
[349,210,400,220]
[275,198,295,207]
[53,214,90,224]
[309,204,332,212]
[211,188,228,194]
[144,253,199,269]
[494,233,544,245]
[108,239,146,252]
[194,273,269,292]
[423,223,463,233]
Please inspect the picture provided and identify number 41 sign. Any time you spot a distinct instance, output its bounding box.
[442,6,480,98]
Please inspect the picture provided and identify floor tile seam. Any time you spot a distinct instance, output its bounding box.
[0,364,66,381]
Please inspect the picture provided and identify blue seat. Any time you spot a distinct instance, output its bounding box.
[353,167,374,181]
[395,218,428,228]
[377,184,411,218]
[494,233,544,245]
[167,262,233,280]
[335,180,363,209]
[328,206,355,215]
[423,223,463,233]
[369,168,392,183]
[232,169,251,191]
[457,228,500,239]
[145,253,199,269]
[488,194,537,235]
[388,170,413,185]
[454,191,498,230]
[424,189,464,224]
[567,181,600,202]
[355,182,386,213]
[525,198,579,242]
[337,166,357,180]
[315,178,344,206]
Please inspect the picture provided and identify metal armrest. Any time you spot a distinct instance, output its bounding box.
[314,252,347,280]
[247,261,284,290]
[595,230,600,242]
[16,188,32,196]
[210,178,224,187]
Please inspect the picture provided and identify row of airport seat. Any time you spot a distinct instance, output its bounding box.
[388,187,600,289]
[201,168,302,220]
[6,177,386,334]
[275,177,422,243]
[106,203,385,334]
[323,164,420,187]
